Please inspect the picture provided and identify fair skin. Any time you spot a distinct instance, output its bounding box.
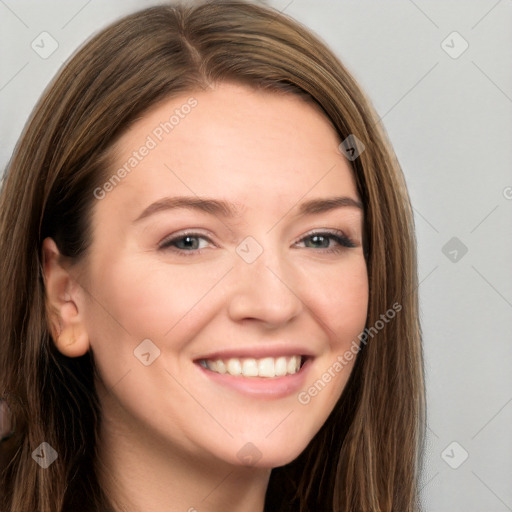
[43,82,368,512]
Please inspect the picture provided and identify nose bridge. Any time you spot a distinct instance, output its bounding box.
[227,235,303,325]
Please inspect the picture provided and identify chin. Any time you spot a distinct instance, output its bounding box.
[221,437,312,469]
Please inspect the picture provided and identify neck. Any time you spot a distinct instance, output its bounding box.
[94,386,271,512]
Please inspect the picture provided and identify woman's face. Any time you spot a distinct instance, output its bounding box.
[78,82,368,468]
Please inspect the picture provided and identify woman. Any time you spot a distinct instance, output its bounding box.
[0,1,425,511]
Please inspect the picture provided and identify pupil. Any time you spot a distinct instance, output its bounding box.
[181,236,197,249]
[310,235,328,248]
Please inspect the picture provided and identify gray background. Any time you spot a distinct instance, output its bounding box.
[1,1,511,510]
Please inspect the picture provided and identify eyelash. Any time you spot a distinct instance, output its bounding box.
[158,229,356,256]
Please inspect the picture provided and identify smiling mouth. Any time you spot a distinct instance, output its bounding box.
[197,355,305,378]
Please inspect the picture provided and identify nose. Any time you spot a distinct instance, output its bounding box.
[227,247,303,328]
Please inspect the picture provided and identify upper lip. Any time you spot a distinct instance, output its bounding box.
[194,345,316,362]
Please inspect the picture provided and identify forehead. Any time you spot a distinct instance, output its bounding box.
[95,82,359,223]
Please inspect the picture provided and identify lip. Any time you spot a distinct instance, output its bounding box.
[194,345,315,361]
[195,356,313,399]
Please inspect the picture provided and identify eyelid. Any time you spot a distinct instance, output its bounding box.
[292,228,356,247]
[158,230,216,250]
[158,228,358,254]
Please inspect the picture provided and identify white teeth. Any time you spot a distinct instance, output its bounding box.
[201,355,303,378]
[227,358,242,376]
[215,359,227,374]
[205,359,228,373]
[274,356,287,376]
[287,355,299,374]
[258,357,275,377]
[242,358,259,377]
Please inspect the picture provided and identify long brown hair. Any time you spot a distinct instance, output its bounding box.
[0,1,425,510]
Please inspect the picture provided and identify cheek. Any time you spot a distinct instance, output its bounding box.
[299,255,369,343]
[82,255,231,365]
[332,269,369,349]
[294,256,368,414]
[93,263,204,333]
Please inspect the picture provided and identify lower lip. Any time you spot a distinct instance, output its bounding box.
[196,358,312,399]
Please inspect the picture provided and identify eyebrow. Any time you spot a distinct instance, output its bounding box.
[133,195,363,223]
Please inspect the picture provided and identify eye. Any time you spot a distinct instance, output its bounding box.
[158,229,357,256]
[295,230,356,253]
[159,232,213,254]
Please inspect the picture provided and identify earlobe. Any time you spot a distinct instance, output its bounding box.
[54,325,90,358]
[53,303,90,358]
[42,237,90,358]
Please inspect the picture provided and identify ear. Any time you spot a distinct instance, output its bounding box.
[41,237,90,357]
